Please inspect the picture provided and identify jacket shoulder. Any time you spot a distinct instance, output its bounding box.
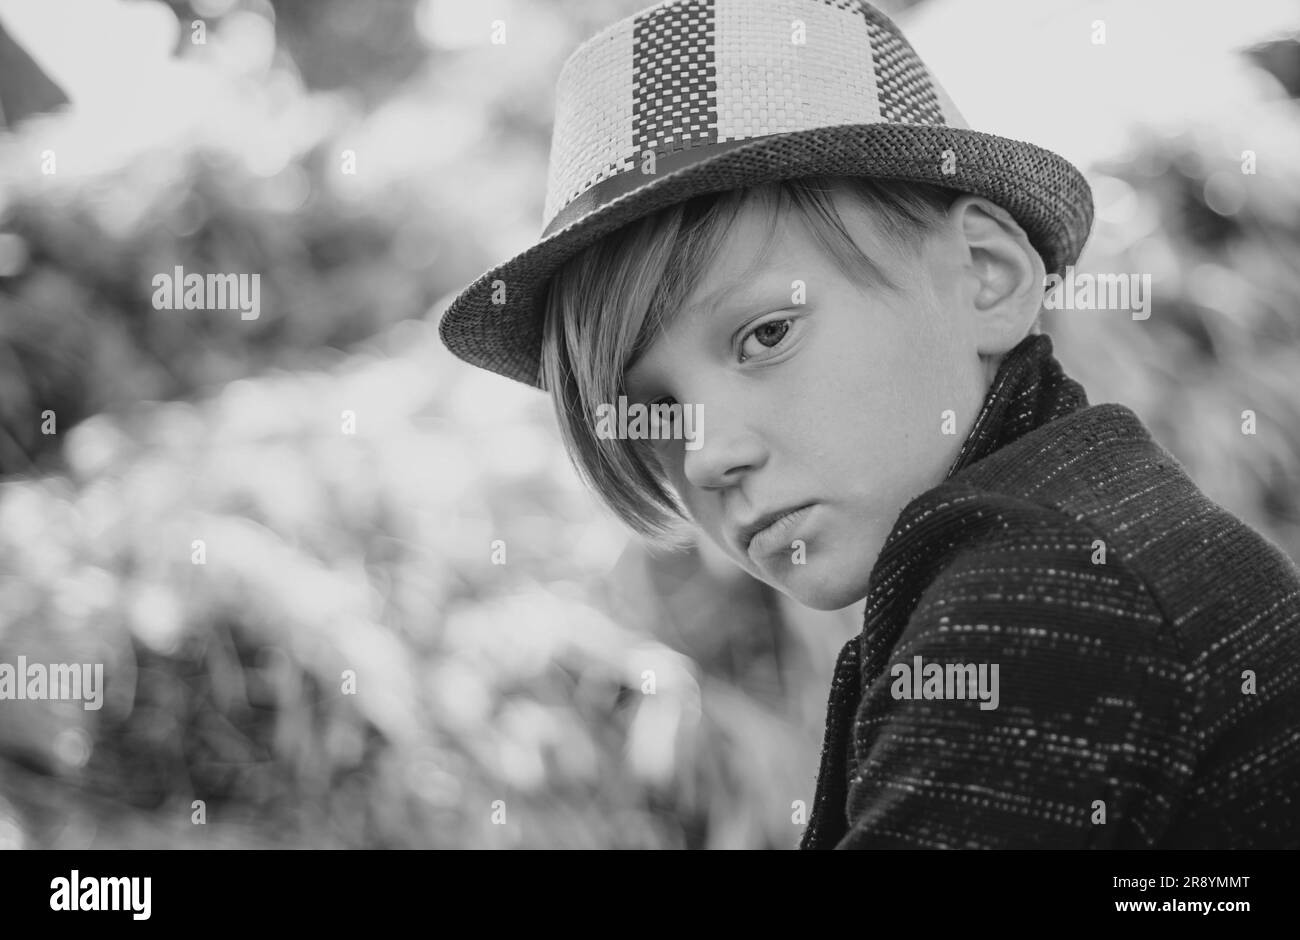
[848,489,1196,847]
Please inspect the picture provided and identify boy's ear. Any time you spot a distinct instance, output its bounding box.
[946,195,1046,356]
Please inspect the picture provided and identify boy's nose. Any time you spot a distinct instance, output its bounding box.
[681,414,765,491]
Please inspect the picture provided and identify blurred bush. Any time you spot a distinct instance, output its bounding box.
[0,139,450,475]
[0,318,825,848]
[1047,39,1300,561]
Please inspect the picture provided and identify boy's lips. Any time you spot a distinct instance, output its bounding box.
[737,503,817,557]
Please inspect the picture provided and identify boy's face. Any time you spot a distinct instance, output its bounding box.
[624,186,1002,610]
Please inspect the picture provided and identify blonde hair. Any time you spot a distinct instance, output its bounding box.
[540,175,962,548]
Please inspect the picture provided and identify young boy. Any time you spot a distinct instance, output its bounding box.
[439,0,1300,848]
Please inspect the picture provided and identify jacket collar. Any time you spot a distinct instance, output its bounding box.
[942,332,1091,480]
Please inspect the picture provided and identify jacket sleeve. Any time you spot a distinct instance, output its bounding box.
[837,500,1198,849]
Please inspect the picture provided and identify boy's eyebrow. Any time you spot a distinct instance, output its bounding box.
[683,273,791,319]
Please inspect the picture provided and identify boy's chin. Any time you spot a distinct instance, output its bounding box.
[763,562,871,612]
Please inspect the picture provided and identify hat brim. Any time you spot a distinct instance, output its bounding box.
[438,123,1094,389]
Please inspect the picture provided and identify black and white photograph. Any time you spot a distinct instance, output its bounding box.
[0,0,1297,904]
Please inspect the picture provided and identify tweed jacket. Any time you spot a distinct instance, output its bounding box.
[800,333,1300,849]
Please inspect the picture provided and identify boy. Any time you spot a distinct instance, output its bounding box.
[439,0,1300,848]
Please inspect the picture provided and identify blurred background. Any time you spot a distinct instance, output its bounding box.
[0,0,1296,849]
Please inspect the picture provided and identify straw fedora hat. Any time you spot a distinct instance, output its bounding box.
[439,0,1094,389]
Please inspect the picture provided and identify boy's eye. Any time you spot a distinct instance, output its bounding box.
[738,317,794,362]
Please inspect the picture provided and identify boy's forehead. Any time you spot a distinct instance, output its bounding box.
[680,201,824,312]
[682,268,792,321]
[702,186,884,287]
[706,197,806,282]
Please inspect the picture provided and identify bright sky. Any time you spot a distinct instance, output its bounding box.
[902,0,1297,170]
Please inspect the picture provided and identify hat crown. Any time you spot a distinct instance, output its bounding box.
[542,0,967,235]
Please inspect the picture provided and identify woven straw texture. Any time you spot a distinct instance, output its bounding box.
[440,0,1095,388]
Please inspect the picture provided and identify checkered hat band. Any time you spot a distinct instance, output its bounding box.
[541,0,965,233]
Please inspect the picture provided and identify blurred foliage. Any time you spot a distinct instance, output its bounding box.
[0,3,1296,850]
[1046,38,1300,561]
[0,139,448,475]
[0,320,824,848]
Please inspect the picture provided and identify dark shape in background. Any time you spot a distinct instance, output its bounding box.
[0,18,70,128]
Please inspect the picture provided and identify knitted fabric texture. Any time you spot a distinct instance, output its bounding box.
[800,333,1300,849]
